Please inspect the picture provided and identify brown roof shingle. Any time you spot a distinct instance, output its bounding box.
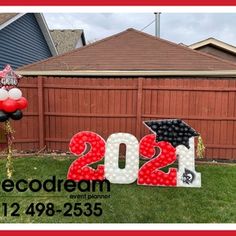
[0,13,18,26]
[50,29,84,55]
[18,28,236,71]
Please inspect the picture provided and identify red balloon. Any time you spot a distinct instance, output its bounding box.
[17,97,28,110]
[2,99,17,112]
[67,131,106,181]
[0,101,3,110]
[138,134,177,187]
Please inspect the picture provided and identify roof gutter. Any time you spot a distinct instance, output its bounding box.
[17,70,236,77]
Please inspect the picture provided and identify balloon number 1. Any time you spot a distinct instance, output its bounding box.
[176,137,201,187]
[67,120,201,188]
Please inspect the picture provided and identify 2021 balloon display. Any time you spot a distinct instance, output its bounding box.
[67,119,202,188]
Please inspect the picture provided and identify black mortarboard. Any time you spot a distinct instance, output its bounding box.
[144,119,199,149]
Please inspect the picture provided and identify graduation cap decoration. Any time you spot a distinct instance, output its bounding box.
[144,119,199,149]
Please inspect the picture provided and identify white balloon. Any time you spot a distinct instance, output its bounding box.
[8,88,22,100]
[176,137,201,188]
[0,88,9,101]
[105,133,139,184]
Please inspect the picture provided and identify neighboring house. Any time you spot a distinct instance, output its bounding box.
[0,13,58,69]
[189,38,236,63]
[50,29,86,55]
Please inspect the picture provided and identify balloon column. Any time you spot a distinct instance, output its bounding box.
[0,88,28,121]
[0,65,28,178]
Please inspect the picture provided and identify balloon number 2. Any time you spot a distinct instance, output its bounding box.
[68,131,106,181]
[68,124,201,188]
[138,134,177,187]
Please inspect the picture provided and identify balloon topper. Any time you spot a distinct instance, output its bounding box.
[0,64,21,90]
[0,65,28,122]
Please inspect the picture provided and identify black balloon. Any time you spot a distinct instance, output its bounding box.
[144,119,199,149]
[0,110,9,122]
[10,110,23,120]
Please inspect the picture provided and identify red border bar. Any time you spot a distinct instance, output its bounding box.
[0,231,236,236]
[2,0,236,6]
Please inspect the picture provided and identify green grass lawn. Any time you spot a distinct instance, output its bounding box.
[0,156,235,223]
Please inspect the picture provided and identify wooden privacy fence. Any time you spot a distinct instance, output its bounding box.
[4,76,236,160]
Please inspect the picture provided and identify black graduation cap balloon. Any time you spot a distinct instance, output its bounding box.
[144,119,199,149]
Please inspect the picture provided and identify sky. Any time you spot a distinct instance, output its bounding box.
[44,13,236,46]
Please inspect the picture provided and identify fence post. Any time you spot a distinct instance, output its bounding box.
[136,77,143,140]
[37,76,45,149]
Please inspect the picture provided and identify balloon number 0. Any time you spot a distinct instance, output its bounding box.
[105,133,139,184]
[68,131,201,188]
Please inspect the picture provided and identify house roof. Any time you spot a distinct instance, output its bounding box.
[0,13,58,56]
[189,37,236,55]
[50,29,86,54]
[0,13,18,25]
[18,28,236,76]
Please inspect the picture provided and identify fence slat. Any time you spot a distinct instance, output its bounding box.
[37,76,45,149]
[136,78,143,139]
